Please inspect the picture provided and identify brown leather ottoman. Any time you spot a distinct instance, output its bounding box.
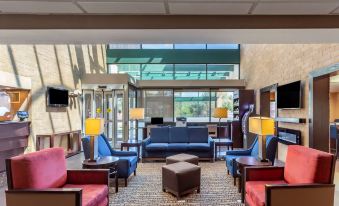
[162,161,201,199]
[166,153,199,165]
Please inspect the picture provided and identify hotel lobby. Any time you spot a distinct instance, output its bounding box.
[1,1,339,206]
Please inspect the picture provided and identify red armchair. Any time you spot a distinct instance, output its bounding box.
[5,148,109,206]
[244,145,336,206]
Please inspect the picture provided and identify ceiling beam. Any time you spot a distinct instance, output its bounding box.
[1,15,339,29]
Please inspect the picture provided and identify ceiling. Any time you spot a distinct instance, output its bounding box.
[0,0,339,15]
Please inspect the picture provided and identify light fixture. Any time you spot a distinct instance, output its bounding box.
[213,108,228,139]
[85,118,104,162]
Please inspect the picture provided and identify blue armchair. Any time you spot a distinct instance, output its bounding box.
[225,135,278,185]
[82,134,138,186]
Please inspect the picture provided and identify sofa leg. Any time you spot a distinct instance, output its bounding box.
[134,170,136,176]
[227,170,229,175]
[125,178,127,187]
[233,177,236,186]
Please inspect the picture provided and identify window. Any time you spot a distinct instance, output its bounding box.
[109,64,141,80]
[207,64,239,80]
[174,44,206,49]
[174,64,206,80]
[207,44,239,49]
[174,91,210,122]
[142,44,173,49]
[211,91,234,122]
[141,64,174,80]
[108,44,140,49]
[144,90,173,122]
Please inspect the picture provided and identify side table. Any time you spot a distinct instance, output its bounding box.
[235,156,272,203]
[82,156,119,193]
[214,138,233,160]
[121,140,142,161]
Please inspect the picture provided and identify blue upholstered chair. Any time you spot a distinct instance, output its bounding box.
[82,134,138,186]
[225,135,278,185]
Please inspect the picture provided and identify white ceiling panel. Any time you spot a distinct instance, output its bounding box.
[253,2,339,14]
[169,2,253,14]
[78,1,166,14]
[0,1,82,14]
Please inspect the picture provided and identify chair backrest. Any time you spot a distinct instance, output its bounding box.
[7,148,67,189]
[250,136,278,163]
[330,124,338,139]
[284,145,335,184]
[188,127,209,143]
[150,127,169,143]
[169,127,188,143]
[82,134,113,158]
[250,137,259,156]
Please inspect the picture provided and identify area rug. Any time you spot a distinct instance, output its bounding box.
[109,161,243,206]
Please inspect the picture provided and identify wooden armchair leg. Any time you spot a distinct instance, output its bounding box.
[125,178,127,187]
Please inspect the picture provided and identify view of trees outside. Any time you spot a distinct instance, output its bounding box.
[211,91,234,122]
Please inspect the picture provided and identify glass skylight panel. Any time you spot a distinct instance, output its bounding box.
[174,44,206,49]
[207,44,239,49]
[142,44,173,49]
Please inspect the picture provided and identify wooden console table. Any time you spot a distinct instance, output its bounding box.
[36,130,81,158]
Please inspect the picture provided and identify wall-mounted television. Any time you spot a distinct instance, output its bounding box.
[47,87,69,107]
[151,117,163,125]
[277,80,302,109]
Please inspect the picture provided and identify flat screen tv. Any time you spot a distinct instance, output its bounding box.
[47,87,69,107]
[277,81,302,109]
[151,117,163,125]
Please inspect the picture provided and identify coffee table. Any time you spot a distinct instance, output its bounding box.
[214,138,233,160]
[82,156,119,193]
[235,156,272,203]
[121,140,142,161]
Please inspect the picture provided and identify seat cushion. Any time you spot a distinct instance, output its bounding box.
[150,127,169,143]
[167,143,188,152]
[145,143,168,151]
[284,145,334,184]
[169,127,188,143]
[188,143,210,151]
[63,184,108,206]
[246,180,287,206]
[10,148,67,189]
[188,127,209,143]
[118,155,138,167]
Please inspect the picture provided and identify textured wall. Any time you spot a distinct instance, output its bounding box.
[0,44,107,151]
[241,44,339,160]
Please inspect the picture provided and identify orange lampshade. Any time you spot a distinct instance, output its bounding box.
[130,108,145,120]
[249,116,275,136]
[85,118,104,136]
[213,108,228,119]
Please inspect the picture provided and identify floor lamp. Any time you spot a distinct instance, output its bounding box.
[85,118,104,162]
[129,108,144,141]
[213,108,228,139]
[249,116,275,162]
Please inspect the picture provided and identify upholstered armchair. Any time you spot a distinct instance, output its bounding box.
[225,136,278,185]
[244,145,336,206]
[82,134,138,186]
[5,148,109,206]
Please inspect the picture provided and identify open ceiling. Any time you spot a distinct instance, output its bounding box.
[0,0,339,15]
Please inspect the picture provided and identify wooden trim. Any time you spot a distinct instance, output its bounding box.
[5,159,13,190]
[330,155,336,184]
[2,15,339,29]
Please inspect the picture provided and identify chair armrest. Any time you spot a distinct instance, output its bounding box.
[6,188,82,206]
[266,184,335,206]
[142,137,151,146]
[226,149,251,156]
[245,166,285,182]
[112,150,137,156]
[67,169,109,185]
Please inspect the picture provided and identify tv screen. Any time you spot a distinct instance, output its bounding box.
[277,81,301,109]
[151,117,163,125]
[47,87,69,107]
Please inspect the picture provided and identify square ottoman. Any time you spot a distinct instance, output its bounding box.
[162,161,201,199]
[166,153,199,165]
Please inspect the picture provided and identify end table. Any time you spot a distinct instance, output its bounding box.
[121,140,142,161]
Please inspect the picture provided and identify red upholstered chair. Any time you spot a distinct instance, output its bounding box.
[244,145,336,206]
[5,148,109,206]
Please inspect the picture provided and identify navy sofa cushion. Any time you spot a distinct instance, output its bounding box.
[188,143,210,151]
[167,143,188,152]
[145,143,168,151]
[188,127,209,143]
[150,127,169,143]
[169,127,188,143]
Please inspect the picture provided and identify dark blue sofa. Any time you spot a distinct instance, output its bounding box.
[82,134,138,186]
[225,135,278,185]
[142,127,215,161]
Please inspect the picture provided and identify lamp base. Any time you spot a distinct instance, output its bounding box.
[88,158,98,163]
[259,158,269,162]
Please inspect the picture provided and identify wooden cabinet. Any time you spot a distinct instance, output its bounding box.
[232,90,255,148]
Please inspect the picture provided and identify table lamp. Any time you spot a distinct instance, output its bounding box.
[85,118,104,162]
[130,108,144,140]
[213,108,228,138]
[249,116,275,162]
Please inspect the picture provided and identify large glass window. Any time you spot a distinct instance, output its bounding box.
[207,64,239,80]
[174,64,206,80]
[211,91,234,122]
[174,91,210,122]
[141,64,174,80]
[144,90,173,122]
[142,44,173,49]
[108,44,140,49]
[207,44,239,49]
[109,44,239,50]
[109,64,141,80]
[174,44,206,49]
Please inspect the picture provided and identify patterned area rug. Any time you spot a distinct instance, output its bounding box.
[109,161,243,206]
[0,172,6,188]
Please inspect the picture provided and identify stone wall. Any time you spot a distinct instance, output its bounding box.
[240,44,339,160]
[0,44,107,151]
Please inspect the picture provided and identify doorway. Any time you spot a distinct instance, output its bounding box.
[82,89,125,148]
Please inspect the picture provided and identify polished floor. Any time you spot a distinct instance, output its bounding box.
[0,153,339,206]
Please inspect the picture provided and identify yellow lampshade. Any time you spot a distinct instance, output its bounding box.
[213,108,228,119]
[85,118,104,136]
[130,108,144,120]
[249,116,275,136]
